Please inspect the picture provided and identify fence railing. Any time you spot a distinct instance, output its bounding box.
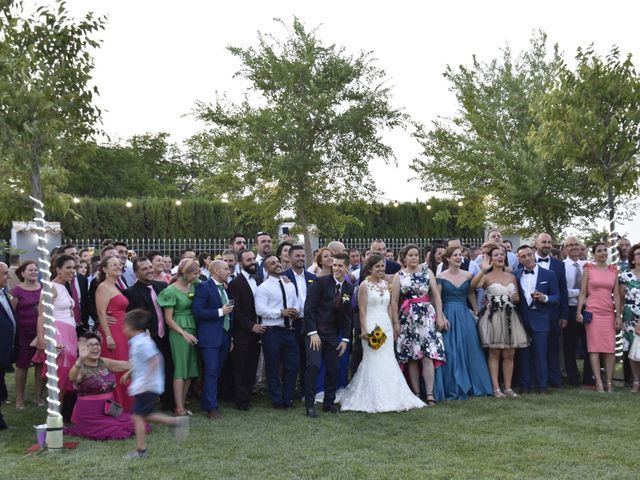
[64,237,484,259]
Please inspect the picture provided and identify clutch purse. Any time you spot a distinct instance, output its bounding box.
[629,335,640,362]
[104,399,123,417]
[582,310,593,324]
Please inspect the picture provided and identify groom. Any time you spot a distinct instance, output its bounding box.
[303,252,353,418]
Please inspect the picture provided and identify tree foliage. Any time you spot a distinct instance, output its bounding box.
[189,17,407,257]
[0,0,105,221]
[411,32,600,237]
[530,46,640,232]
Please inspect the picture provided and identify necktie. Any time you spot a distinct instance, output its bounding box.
[278,279,290,328]
[70,279,82,326]
[537,257,549,263]
[147,285,165,338]
[334,282,341,309]
[524,269,534,275]
[117,276,127,291]
[573,262,582,289]
[217,284,230,332]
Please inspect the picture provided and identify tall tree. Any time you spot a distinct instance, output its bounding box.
[0,0,105,219]
[411,32,600,237]
[530,46,640,244]
[190,18,406,256]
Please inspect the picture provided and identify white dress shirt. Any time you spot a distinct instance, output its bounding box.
[241,269,258,295]
[254,276,300,327]
[292,269,309,317]
[563,258,585,306]
[535,253,551,270]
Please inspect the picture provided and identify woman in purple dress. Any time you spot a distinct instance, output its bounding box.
[9,261,44,409]
[65,332,138,440]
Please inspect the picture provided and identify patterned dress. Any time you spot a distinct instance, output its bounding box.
[619,269,640,352]
[395,266,446,366]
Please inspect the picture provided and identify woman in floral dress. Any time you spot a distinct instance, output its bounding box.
[391,244,446,406]
[619,243,640,392]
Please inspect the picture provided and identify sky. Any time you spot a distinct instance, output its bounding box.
[44,0,640,239]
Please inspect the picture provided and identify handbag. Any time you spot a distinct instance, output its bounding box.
[104,399,123,417]
[581,310,593,324]
[629,335,640,362]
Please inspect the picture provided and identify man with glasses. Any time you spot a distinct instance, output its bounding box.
[115,242,136,287]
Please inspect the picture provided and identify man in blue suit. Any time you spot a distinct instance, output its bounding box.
[534,233,569,388]
[282,245,317,395]
[193,260,234,419]
[515,245,560,394]
[0,262,17,430]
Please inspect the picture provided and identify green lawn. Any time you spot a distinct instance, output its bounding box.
[1,373,636,480]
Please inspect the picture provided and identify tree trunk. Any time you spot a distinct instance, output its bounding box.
[30,154,42,201]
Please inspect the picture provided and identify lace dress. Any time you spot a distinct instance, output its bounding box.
[477,283,529,349]
[396,266,445,366]
[339,280,425,413]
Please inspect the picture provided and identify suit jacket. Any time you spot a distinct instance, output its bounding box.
[227,273,261,345]
[124,280,168,340]
[0,290,17,369]
[282,268,317,296]
[540,256,569,321]
[193,278,233,349]
[303,275,354,340]
[515,267,560,333]
[65,273,89,330]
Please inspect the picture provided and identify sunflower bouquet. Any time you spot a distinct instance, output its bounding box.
[367,325,387,350]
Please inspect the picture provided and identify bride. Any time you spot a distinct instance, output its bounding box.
[339,254,425,413]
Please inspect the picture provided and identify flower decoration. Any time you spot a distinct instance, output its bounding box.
[341,294,351,304]
[188,292,195,300]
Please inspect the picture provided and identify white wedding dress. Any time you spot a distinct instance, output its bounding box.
[339,280,425,413]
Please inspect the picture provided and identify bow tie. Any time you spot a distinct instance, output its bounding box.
[537,257,549,263]
[524,269,535,275]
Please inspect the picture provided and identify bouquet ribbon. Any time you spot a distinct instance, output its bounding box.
[401,296,431,315]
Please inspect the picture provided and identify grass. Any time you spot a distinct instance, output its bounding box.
[1,371,636,480]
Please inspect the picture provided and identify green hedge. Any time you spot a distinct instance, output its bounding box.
[42,197,483,240]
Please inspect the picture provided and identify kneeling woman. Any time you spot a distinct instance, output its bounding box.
[65,333,138,440]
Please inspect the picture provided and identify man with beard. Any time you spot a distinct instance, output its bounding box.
[255,254,301,408]
[227,250,264,410]
[255,232,273,281]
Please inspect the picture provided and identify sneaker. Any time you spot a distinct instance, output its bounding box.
[123,449,149,460]
[175,416,189,441]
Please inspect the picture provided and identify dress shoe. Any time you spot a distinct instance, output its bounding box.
[237,404,250,411]
[208,410,221,419]
[537,389,548,395]
[272,403,286,410]
[306,408,318,419]
[322,404,340,414]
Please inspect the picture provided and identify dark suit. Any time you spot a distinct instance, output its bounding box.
[64,273,89,335]
[282,268,318,393]
[536,256,568,387]
[125,280,174,409]
[227,272,262,409]
[303,276,353,409]
[515,267,560,391]
[193,279,233,413]
[0,290,17,429]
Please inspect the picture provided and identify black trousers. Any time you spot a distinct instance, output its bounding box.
[232,340,261,408]
[153,335,175,410]
[349,311,362,378]
[563,306,581,385]
[295,320,306,393]
[304,333,339,409]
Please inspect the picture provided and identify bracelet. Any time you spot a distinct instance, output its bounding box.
[106,335,113,339]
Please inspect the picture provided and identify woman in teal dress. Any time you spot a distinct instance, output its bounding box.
[157,258,201,416]
[434,246,493,400]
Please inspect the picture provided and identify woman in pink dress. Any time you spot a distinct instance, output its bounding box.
[95,256,133,412]
[577,242,622,392]
[36,255,78,400]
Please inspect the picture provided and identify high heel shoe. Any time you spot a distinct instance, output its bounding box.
[503,388,519,398]
[494,388,506,398]
[595,383,605,393]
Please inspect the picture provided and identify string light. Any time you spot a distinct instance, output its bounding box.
[72,197,80,204]
[393,201,399,208]
[125,201,132,208]
[426,205,432,210]
[30,196,63,449]
[175,200,182,206]
[457,201,464,207]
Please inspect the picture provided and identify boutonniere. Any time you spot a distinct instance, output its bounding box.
[307,279,314,284]
[341,294,351,304]
[188,291,195,300]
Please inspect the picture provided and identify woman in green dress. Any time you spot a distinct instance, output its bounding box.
[157,258,201,415]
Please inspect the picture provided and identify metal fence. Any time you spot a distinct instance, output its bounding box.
[319,237,484,254]
[64,236,484,259]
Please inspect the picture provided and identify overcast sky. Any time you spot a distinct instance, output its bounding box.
[50,0,640,239]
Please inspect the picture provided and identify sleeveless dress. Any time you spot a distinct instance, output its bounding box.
[619,269,640,352]
[396,266,445,366]
[434,278,492,400]
[584,263,617,353]
[50,282,78,393]
[9,285,42,369]
[157,284,200,379]
[477,283,529,349]
[339,280,425,412]
[65,359,138,440]
[99,293,133,412]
